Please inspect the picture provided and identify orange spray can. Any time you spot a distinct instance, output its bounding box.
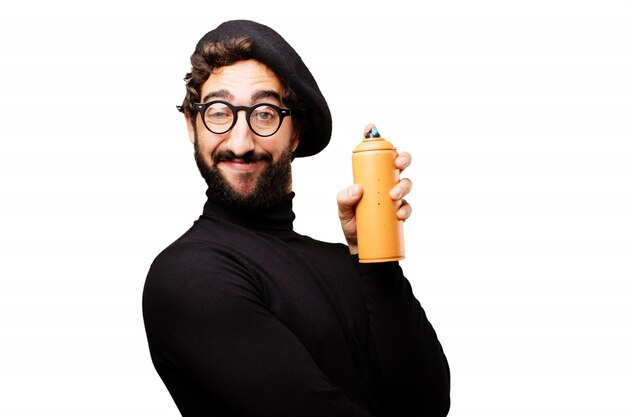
[352,128,405,263]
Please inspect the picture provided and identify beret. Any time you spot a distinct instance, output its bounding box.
[195,20,332,158]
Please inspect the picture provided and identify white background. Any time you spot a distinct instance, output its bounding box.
[1,1,624,416]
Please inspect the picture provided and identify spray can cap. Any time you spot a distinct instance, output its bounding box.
[353,127,396,152]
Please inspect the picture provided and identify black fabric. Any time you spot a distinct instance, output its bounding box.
[143,193,450,416]
[194,20,332,158]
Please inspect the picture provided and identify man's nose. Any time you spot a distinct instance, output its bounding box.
[226,111,255,157]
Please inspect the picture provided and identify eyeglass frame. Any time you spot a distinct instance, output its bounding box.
[188,100,292,137]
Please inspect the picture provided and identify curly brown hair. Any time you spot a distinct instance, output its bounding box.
[181,36,306,133]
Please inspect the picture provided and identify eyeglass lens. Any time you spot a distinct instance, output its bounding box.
[204,102,282,136]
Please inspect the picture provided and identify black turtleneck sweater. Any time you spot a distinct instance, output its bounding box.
[143,193,450,416]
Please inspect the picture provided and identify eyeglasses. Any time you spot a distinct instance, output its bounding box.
[192,100,292,137]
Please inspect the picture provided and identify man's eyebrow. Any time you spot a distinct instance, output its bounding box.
[202,89,232,103]
[251,90,282,103]
[201,89,282,104]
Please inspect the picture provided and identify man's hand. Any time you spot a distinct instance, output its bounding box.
[337,123,413,255]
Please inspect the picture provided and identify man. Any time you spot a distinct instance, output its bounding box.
[143,20,450,416]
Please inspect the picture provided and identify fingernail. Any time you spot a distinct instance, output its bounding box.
[349,185,358,197]
[391,188,401,199]
[398,208,406,218]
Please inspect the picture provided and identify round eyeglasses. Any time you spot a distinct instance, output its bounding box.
[193,100,292,137]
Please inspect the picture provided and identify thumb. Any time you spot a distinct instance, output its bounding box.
[337,184,363,219]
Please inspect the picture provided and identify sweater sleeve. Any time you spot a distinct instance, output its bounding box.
[143,245,374,417]
[353,257,451,416]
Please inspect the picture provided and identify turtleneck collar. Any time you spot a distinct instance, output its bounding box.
[200,191,296,232]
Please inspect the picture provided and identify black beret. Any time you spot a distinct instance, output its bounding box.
[195,20,332,158]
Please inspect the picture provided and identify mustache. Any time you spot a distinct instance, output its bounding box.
[212,150,273,165]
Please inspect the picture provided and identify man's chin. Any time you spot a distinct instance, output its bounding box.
[195,146,293,214]
[223,179,259,199]
[218,166,263,197]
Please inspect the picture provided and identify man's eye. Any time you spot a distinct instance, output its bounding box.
[208,111,229,119]
[253,106,277,123]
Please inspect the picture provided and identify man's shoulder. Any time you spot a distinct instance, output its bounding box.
[149,230,223,275]
[152,215,240,258]
[144,233,248,303]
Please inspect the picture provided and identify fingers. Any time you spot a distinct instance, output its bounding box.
[390,178,412,201]
[390,177,412,222]
[396,151,411,173]
[397,200,412,221]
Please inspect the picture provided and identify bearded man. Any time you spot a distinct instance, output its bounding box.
[143,20,450,417]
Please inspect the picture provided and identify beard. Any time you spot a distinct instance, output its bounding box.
[194,141,293,214]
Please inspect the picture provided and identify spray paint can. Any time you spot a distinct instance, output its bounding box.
[352,128,405,263]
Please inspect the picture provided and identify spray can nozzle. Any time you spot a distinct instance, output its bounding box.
[366,128,381,139]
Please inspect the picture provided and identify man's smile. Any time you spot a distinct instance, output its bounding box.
[219,158,264,173]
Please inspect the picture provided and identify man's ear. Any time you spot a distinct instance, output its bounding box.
[184,112,196,144]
